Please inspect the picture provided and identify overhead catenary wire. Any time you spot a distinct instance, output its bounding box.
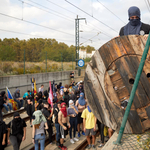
[96,0,126,24]
[45,0,113,38]
[21,0,73,22]
[80,32,101,45]
[147,0,150,7]
[27,0,74,21]
[144,0,150,13]
[0,28,74,42]
[65,0,118,33]
[45,0,76,15]
[19,0,113,39]
[0,12,75,36]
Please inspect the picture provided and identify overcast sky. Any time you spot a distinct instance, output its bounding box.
[0,0,150,50]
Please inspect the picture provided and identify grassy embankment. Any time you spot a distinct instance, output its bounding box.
[0,60,87,76]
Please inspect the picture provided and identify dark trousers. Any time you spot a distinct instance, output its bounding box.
[0,109,3,121]
[55,123,60,142]
[14,100,24,109]
[9,134,23,150]
[46,121,53,143]
[97,120,104,143]
[69,116,77,139]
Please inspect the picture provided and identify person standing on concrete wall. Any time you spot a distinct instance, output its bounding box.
[70,71,75,81]
[39,85,44,94]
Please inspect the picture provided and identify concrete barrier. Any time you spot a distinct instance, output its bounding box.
[0,70,85,96]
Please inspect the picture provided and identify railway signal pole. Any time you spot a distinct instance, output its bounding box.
[75,15,86,69]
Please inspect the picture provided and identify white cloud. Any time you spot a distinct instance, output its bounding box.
[0,0,149,50]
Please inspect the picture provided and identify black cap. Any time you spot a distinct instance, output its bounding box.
[13,112,20,117]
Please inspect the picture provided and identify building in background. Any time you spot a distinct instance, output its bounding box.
[79,49,95,59]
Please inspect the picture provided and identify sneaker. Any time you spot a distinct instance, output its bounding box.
[82,131,85,136]
[58,145,63,149]
[11,110,14,112]
[92,145,97,150]
[98,144,104,148]
[97,140,101,143]
[78,132,81,138]
[73,137,79,142]
[20,107,24,109]
[8,111,10,113]
[87,145,91,149]
[62,146,67,150]
[56,141,60,146]
[70,139,75,144]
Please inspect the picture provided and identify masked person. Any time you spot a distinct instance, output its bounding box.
[75,92,86,137]
[67,100,79,144]
[26,94,34,127]
[119,6,150,36]
[13,89,24,109]
[32,110,48,150]
[42,102,53,144]
[53,101,61,146]
[58,102,70,150]
[7,112,27,150]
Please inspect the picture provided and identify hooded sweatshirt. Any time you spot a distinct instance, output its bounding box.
[124,6,142,35]
[78,93,86,106]
[13,89,20,100]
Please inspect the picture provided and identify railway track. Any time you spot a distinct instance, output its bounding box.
[3,108,26,118]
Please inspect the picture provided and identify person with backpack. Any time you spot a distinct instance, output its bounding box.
[0,120,7,150]
[7,112,27,150]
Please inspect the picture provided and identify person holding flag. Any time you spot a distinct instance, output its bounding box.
[48,81,53,108]
[31,78,37,104]
[6,87,17,111]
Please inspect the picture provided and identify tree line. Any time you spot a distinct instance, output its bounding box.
[0,38,95,62]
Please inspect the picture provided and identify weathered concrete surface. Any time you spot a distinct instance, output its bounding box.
[0,70,85,96]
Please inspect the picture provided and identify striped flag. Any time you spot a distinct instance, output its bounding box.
[6,87,18,110]
[48,81,53,108]
[31,78,37,103]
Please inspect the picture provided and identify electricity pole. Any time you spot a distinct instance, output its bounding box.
[75,15,86,69]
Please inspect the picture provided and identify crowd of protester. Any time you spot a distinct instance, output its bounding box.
[0,79,114,150]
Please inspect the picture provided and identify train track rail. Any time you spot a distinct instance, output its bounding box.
[3,108,26,118]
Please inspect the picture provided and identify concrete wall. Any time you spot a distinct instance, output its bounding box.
[0,70,85,96]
